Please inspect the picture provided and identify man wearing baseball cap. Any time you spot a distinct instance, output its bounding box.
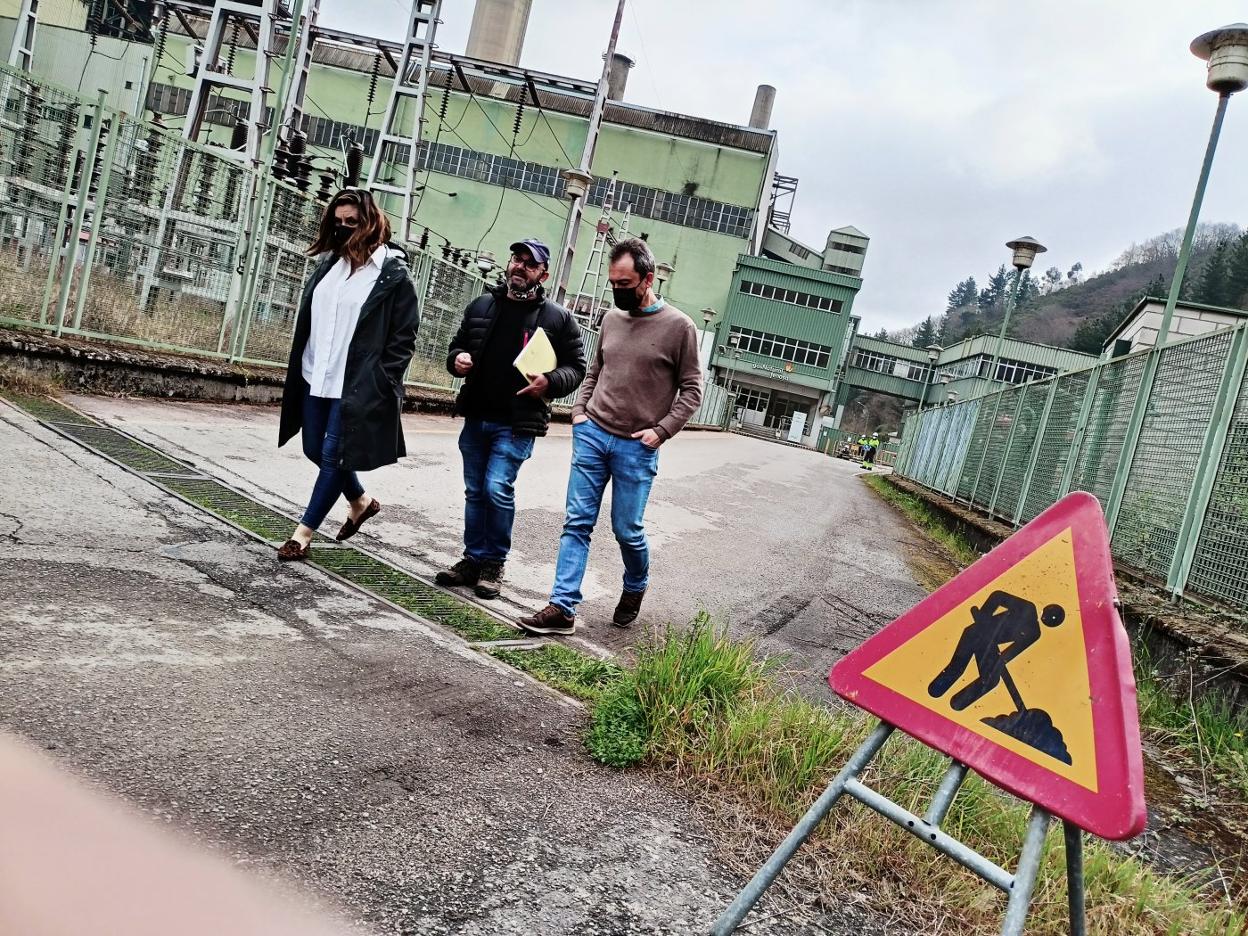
[435,238,586,601]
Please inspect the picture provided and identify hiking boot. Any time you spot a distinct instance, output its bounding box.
[435,558,480,588]
[474,561,504,600]
[612,588,646,627]
[517,603,577,636]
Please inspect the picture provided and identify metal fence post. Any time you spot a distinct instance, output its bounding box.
[1166,325,1248,597]
[70,104,121,331]
[988,387,1028,518]
[39,103,91,325]
[1104,347,1164,537]
[1012,379,1058,526]
[1058,364,1103,497]
[52,89,107,336]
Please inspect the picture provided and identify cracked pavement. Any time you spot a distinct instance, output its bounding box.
[0,396,931,934]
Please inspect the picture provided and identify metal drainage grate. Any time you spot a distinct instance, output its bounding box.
[310,549,518,642]
[55,422,193,474]
[158,475,333,543]
[3,393,100,426]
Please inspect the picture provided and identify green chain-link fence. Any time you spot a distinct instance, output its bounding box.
[895,320,1248,617]
[0,62,726,427]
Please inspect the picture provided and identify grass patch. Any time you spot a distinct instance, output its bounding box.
[588,616,1247,933]
[861,473,980,568]
[1134,643,1248,801]
[491,644,625,703]
[0,361,62,398]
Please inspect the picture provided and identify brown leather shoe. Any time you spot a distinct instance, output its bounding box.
[277,539,309,561]
[517,603,577,636]
[612,588,646,627]
[336,498,380,541]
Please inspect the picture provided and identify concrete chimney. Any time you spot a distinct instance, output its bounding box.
[465,0,533,66]
[749,84,776,129]
[607,52,634,101]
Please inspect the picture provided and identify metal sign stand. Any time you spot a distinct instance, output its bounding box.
[711,720,1086,936]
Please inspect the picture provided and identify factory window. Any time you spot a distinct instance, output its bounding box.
[989,359,1057,384]
[734,387,770,412]
[850,348,899,375]
[739,280,843,314]
[829,240,866,255]
[824,263,860,277]
[730,327,832,369]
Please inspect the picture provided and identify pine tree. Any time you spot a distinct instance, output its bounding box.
[1225,233,1248,309]
[912,316,937,348]
[1193,241,1231,306]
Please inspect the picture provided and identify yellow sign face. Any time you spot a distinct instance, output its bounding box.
[864,528,1097,791]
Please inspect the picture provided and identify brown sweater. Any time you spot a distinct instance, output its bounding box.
[572,303,703,440]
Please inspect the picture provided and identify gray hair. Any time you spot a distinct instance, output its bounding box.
[609,237,656,278]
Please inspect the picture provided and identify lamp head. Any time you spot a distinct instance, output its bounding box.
[1006,236,1046,270]
[1192,24,1248,94]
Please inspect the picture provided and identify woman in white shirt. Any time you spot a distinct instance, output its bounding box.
[275,189,420,560]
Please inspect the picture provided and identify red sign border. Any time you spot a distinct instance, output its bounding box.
[829,491,1146,840]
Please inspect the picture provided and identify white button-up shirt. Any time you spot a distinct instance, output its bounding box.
[302,244,390,398]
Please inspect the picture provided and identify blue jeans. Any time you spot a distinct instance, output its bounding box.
[459,419,535,564]
[550,418,659,615]
[300,391,364,530]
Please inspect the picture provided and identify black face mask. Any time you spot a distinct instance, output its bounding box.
[331,224,352,248]
[612,285,643,312]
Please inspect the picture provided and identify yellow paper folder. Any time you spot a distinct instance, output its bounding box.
[513,326,557,378]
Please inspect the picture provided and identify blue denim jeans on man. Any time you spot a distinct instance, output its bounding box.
[459,419,536,564]
[550,417,659,615]
[300,390,365,529]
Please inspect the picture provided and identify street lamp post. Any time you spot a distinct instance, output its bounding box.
[1155,24,1248,345]
[919,343,943,412]
[655,260,674,298]
[986,237,1046,389]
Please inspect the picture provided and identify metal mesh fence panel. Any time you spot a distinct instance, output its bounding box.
[238,185,320,364]
[0,68,82,326]
[1189,354,1248,606]
[936,400,979,495]
[991,382,1046,521]
[956,394,998,500]
[406,252,487,390]
[909,409,945,487]
[1068,354,1147,510]
[968,386,1022,508]
[1019,369,1089,523]
[1112,331,1233,581]
[78,112,247,355]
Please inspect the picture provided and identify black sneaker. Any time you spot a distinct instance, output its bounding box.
[517,603,577,636]
[612,588,645,627]
[474,561,504,599]
[435,558,480,588]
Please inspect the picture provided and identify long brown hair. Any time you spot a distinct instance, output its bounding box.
[308,188,391,270]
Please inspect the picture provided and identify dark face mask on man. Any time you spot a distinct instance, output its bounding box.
[612,284,644,312]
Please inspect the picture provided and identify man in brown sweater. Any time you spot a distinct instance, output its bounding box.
[519,238,703,635]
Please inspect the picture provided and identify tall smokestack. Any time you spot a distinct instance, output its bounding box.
[749,84,776,129]
[607,52,634,101]
[465,0,533,66]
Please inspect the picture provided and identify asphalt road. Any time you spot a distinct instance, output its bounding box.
[0,396,933,934]
[82,396,934,684]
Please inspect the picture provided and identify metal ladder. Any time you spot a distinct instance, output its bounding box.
[365,0,443,243]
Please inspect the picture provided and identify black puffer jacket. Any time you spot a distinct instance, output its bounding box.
[446,285,586,437]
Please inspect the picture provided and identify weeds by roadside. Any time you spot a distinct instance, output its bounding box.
[491,644,625,703]
[0,362,61,398]
[584,616,1246,934]
[861,473,980,568]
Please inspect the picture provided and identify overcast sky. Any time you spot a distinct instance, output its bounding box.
[320,1,1248,331]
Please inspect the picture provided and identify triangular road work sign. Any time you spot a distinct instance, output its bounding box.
[830,491,1146,840]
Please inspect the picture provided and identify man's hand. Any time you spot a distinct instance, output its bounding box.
[632,428,663,449]
[516,372,549,398]
[453,352,473,376]
[572,414,589,425]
